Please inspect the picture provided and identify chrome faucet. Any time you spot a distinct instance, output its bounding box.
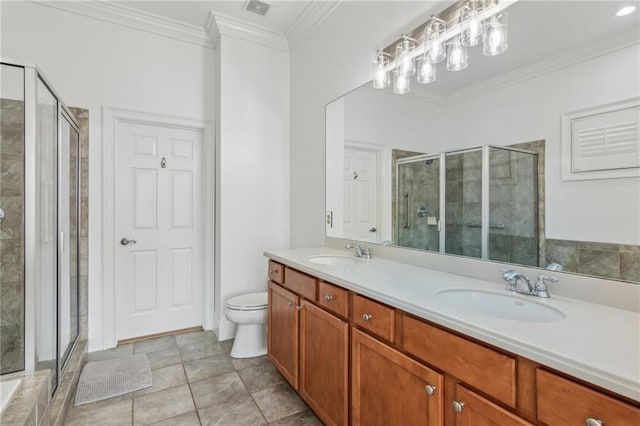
[345,243,372,259]
[501,270,533,295]
[501,269,558,298]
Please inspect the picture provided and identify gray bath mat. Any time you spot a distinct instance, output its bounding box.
[75,353,152,406]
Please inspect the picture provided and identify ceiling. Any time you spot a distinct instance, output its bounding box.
[116,0,317,34]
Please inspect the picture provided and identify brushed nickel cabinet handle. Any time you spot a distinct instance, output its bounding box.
[362,313,373,321]
[585,418,603,426]
[425,384,436,395]
[452,400,465,413]
[324,295,334,302]
[288,300,294,308]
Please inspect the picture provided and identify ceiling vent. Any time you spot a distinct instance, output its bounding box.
[244,0,271,17]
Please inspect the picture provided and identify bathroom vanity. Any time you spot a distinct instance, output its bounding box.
[264,249,640,426]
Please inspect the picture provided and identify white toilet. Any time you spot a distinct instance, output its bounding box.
[224,292,268,358]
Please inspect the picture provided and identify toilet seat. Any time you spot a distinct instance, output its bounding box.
[226,292,267,311]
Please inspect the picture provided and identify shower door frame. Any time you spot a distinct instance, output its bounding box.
[17,63,81,391]
[395,145,537,260]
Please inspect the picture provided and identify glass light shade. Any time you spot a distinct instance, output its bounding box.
[416,56,436,84]
[426,36,446,64]
[372,52,390,89]
[393,72,410,94]
[461,7,483,47]
[395,38,416,77]
[483,12,508,56]
[447,37,468,71]
[424,17,446,64]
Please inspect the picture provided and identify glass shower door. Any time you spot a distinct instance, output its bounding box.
[444,149,482,258]
[488,147,538,266]
[35,78,58,389]
[59,113,80,369]
[397,156,441,251]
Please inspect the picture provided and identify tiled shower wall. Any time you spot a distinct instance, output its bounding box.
[0,98,25,374]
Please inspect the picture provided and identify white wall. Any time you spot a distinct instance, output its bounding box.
[214,30,290,340]
[1,1,215,351]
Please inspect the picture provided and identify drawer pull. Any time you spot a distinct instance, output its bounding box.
[288,300,294,308]
[269,269,278,274]
[296,305,303,311]
[585,418,603,426]
[324,294,334,302]
[452,400,465,413]
[362,313,373,321]
[425,384,437,395]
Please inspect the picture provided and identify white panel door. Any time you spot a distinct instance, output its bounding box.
[115,122,203,340]
[343,147,378,242]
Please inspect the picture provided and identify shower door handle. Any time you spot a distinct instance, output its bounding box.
[120,237,137,246]
[403,192,410,228]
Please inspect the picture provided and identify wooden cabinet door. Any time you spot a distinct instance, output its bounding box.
[268,281,299,389]
[451,385,532,426]
[352,328,444,426]
[299,300,349,426]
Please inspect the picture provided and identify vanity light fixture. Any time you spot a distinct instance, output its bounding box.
[425,16,447,64]
[616,5,636,16]
[393,72,410,94]
[483,10,508,56]
[371,0,517,94]
[461,1,484,47]
[372,50,390,89]
[395,35,417,78]
[447,35,469,71]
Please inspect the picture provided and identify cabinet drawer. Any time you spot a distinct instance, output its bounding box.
[401,314,516,407]
[284,267,317,300]
[536,369,640,425]
[352,294,395,342]
[268,260,284,284]
[317,281,349,318]
[453,384,532,425]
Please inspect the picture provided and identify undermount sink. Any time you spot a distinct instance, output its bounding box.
[436,289,566,323]
[307,255,364,266]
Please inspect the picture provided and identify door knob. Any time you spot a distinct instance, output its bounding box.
[369,227,377,232]
[120,237,137,246]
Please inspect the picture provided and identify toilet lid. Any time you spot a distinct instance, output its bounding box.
[226,292,268,310]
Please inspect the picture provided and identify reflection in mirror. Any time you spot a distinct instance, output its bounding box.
[325,0,640,283]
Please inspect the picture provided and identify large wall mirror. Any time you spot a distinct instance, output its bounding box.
[325,0,640,283]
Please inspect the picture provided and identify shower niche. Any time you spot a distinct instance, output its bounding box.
[395,145,538,267]
[0,62,81,393]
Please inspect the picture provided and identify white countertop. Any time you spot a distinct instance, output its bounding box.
[264,247,640,402]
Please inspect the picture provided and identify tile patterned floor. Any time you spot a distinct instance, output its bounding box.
[64,331,323,425]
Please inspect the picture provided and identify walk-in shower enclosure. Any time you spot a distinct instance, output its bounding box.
[396,145,538,266]
[1,62,80,393]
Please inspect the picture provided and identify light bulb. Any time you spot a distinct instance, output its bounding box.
[395,38,416,77]
[393,72,410,94]
[447,37,468,71]
[424,16,446,64]
[372,51,390,89]
[417,57,436,84]
[426,36,446,64]
[483,12,508,56]
[462,8,483,47]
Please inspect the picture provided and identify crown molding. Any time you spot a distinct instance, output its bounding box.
[31,0,214,49]
[206,12,289,52]
[286,0,342,50]
[447,27,640,104]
